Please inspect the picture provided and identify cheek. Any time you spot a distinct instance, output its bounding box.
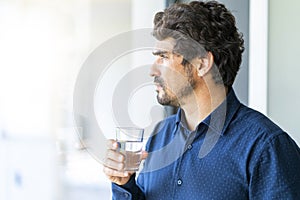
[163,73,182,93]
[159,60,190,87]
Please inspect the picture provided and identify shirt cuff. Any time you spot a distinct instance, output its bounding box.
[111,174,136,200]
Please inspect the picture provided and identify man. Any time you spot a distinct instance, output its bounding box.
[103,1,300,199]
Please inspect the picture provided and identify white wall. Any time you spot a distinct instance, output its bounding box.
[268,0,300,145]
[248,0,268,115]
[0,0,133,199]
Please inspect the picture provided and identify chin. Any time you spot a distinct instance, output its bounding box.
[157,95,178,106]
[157,96,168,106]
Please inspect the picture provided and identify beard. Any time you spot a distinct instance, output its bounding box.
[154,77,173,105]
[157,89,176,106]
[154,73,195,107]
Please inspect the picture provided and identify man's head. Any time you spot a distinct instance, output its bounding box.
[151,1,244,101]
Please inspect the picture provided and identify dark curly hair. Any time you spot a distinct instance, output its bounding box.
[153,1,244,87]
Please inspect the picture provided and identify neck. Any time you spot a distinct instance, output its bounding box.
[180,84,228,131]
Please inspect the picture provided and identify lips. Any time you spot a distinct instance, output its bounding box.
[154,77,164,92]
[155,84,163,92]
[154,82,161,87]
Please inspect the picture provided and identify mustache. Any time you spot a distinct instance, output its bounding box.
[154,77,165,86]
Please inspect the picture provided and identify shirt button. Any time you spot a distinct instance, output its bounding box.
[177,179,183,186]
[124,193,129,198]
[187,144,192,150]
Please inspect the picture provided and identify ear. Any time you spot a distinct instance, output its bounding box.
[196,52,214,77]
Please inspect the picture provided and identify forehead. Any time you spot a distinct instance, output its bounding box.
[153,37,176,52]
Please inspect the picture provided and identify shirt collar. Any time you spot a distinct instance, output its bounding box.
[174,88,241,136]
[175,108,182,125]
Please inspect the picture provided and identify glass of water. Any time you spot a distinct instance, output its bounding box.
[116,127,144,172]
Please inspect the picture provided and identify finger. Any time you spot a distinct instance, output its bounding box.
[106,149,125,162]
[103,166,129,177]
[141,151,148,160]
[106,139,118,150]
[103,158,124,171]
[106,175,131,186]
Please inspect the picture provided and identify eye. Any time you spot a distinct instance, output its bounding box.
[160,54,168,59]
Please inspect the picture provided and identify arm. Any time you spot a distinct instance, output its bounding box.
[249,133,300,199]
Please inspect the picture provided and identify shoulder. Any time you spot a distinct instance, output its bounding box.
[231,104,300,166]
[225,104,298,160]
[232,104,283,138]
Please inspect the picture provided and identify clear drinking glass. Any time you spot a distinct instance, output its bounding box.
[116,127,144,171]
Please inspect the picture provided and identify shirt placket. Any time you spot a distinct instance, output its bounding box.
[171,124,208,198]
[171,125,197,198]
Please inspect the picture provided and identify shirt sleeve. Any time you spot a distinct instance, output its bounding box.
[249,132,300,199]
[111,173,145,200]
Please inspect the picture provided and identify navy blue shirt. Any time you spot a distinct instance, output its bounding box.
[112,89,300,199]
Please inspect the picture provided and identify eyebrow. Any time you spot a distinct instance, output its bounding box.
[152,50,168,56]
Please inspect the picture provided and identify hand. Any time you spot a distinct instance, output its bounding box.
[102,139,148,185]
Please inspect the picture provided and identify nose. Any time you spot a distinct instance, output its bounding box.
[149,60,161,77]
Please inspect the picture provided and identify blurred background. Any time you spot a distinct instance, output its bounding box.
[0,0,299,199]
